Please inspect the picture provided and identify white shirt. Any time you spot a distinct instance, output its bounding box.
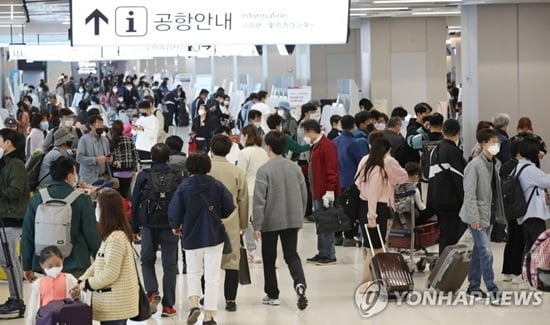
[26,128,45,158]
[251,102,275,133]
[133,115,159,152]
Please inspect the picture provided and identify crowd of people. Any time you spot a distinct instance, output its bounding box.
[0,72,548,324]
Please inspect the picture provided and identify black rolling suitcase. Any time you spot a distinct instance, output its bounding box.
[426,244,470,292]
[364,224,414,297]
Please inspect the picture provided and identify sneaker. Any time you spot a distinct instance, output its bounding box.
[262,296,280,306]
[147,291,161,314]
[186,307,201,325]
[512,275,523,285]
[306,255,322,263]
[225,301,237,312]
[335,237,344,246]
[488,291,501,305]
[161,306,176,317]
[502,274,514,282]
[343,238,358,247]
[0,298,25,316]
[466,288,488,301]
[203,319,217,325]
[316,258,337,265]
[295,284,308,310]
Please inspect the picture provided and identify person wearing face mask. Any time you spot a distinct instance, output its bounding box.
[353,111,371,157]
[326,115,342,140]
[71,86,86,113]
[164,87,180,127]
[23,157,101,286]
[266,114,310,158]
[0,128,29,315]
[300,120,341,265]
[26,114,47,159]
[250,90,275,133]
[492,113,512,164]
[132,100,160,161]
[76,116,113,184]
[42,108,82,153]
[426,119,467,254]
[459,128,506,303]
[277,101,298,139]
[192,105,216,152]
[23,95,40,117]
[38,128,76,187]
[25,246,81,325]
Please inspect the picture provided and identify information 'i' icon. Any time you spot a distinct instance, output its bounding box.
[126,11,136,33]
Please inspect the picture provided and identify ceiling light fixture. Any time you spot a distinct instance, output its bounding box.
[350,7,409,11]
[447,25,461,29]
[412,11,460,15]
[374,0,461,3]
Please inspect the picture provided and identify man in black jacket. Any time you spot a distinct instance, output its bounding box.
[427,119,467,253]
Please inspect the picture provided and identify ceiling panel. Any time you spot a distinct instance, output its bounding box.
[0,0,26,25]
[25,0,69,24]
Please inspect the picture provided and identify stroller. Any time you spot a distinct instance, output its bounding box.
[388,182,439,273]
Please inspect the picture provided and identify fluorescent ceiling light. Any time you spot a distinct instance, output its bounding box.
[375,0,461,3]
[350,7,409,11]
[412,11,460,15]
[447,25,461,29]
[62,22,70,25]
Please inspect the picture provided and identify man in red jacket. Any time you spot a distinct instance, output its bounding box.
[300,120,341,265]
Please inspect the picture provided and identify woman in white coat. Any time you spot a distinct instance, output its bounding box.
[237,125,269,263]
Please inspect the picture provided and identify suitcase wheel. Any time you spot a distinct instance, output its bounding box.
[416,259,427,272]
[429,261,437,272]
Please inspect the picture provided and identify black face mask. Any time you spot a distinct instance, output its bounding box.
[96,128,104,136]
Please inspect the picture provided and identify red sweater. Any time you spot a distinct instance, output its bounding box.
[309,135,341,199]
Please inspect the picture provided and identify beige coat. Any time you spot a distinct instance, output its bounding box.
[80,231,139,321]
[209,156,249,270]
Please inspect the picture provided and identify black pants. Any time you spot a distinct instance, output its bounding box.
[138,150,151,161]
[523,218,547,256]
[262,228,306,299]
[335,187,358,240]
[224,269,239,301]
[502,220,524,275]
[116,177,132,199]
[167,104,178,127]
[436,211,467,254]
[298,161,312,218]
[360,202,389,249]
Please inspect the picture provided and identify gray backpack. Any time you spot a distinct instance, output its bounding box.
[34,188,81,257]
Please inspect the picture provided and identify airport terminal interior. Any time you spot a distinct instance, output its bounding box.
[0,0,549,324]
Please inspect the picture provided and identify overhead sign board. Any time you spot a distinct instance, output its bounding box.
[288,87,312,107]
[70,0,350,46]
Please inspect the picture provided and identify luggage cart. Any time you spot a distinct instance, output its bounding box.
[388,189,438,273]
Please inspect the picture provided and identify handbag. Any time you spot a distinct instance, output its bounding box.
[313,204,353,235]
[130,247,153,321]
[335,174,362,222]
[188,135,198,154]
[199,193,233,254]
[239,236,251,285]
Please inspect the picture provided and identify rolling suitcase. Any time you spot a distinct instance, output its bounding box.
[364,224,414,297]
[426,244,470,292]
[36,298,92,325]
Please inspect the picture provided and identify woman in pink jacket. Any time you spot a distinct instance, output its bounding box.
[355,138,408,283]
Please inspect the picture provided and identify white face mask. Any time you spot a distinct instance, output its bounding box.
[310,112,320,121]
[0,148,4,158]
[223,101,230,106]
[72,174,78,187]
[44,266,63,278]
[303,136,312,144]
[487,144,500,156]
[253,121,261,128]
[64,120,73,128]
[277,109,285,116]
[240,136,247,147]
[118,97,124,103]
[198,109,206,117]
[112,87,117,93]
[79,88,84,93]
[374,123,386,130]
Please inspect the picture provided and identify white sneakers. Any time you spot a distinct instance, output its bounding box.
[503,274,523,285]
[262,296,280,306]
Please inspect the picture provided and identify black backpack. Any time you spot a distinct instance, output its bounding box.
[138,169,184,228]
[501,164,537,220]
[421,133,442,179]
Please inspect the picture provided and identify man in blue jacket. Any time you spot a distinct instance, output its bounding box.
[333,115,364,246]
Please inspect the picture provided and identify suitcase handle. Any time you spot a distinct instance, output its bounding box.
[363,224,386,256]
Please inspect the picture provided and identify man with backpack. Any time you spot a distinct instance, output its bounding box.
[459,128,505,303]
[36,128,75,188]
[131,143,186,317]
[22,156,101,283]
[0,128,29,315]
[427,119,467,253]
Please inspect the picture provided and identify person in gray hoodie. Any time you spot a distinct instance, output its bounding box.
[459,128,506,303]
[253,131,308,310]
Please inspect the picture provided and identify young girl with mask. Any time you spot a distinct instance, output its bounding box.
[26,246,81,325]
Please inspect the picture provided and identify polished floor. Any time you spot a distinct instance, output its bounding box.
[1,220,549,324]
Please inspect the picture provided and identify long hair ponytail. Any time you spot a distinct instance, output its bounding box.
[363,138,391,182]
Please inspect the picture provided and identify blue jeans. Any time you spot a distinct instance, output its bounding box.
[468,225,498,292]
[313,199,336,259]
